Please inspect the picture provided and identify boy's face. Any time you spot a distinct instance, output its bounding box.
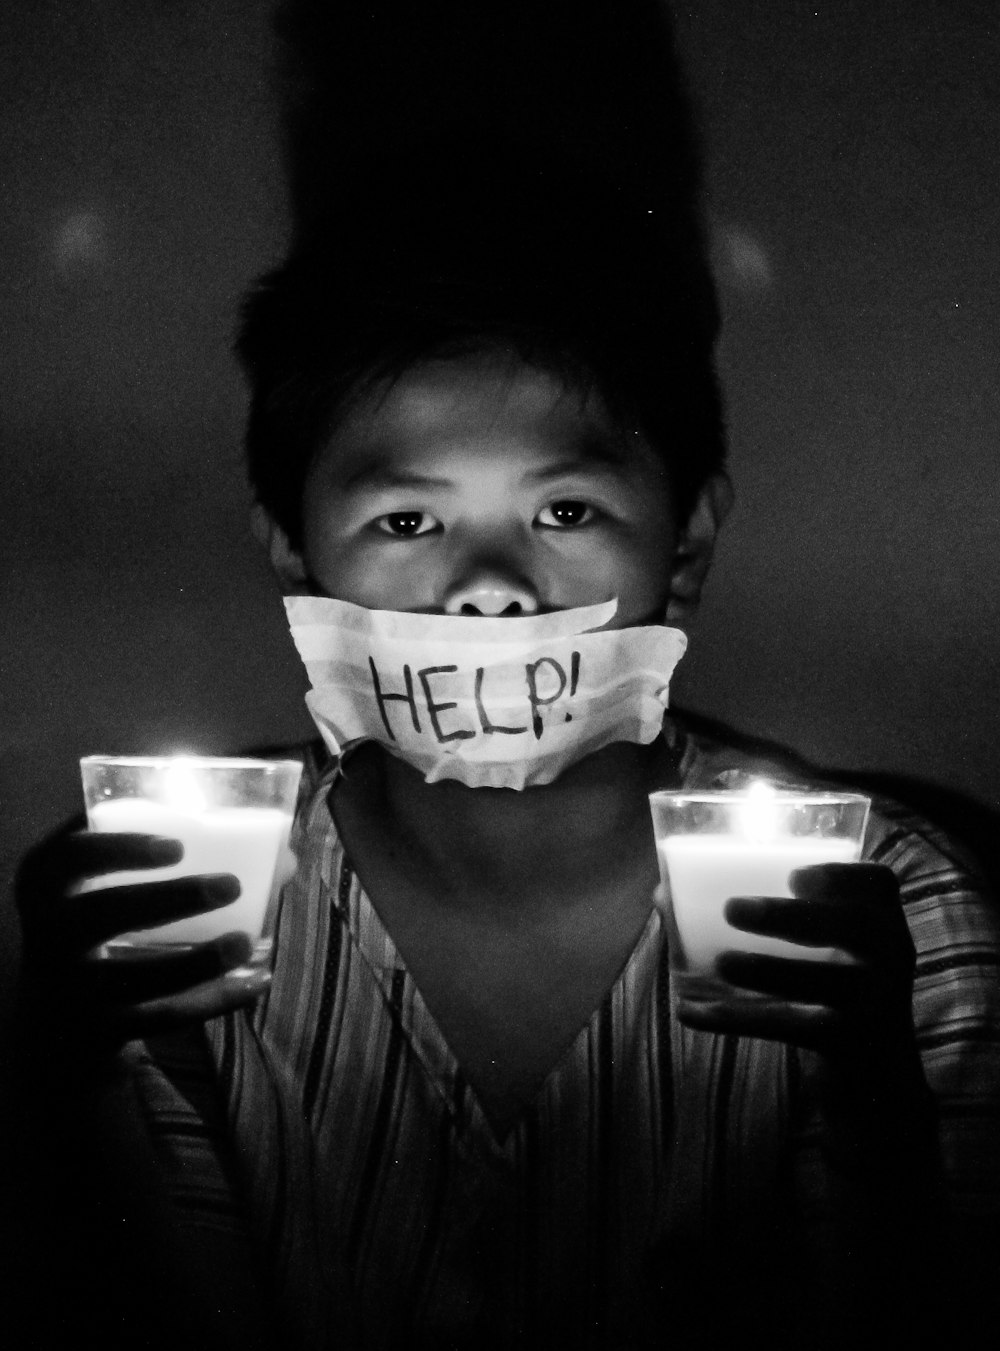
[295,353,694,627]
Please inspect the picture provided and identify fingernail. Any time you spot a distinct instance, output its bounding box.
[225,965,272,987]
[217,932,252,965]
[149,838,184,863]
[204,874,241,901]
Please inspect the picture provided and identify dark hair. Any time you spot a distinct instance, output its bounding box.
[237,150,726,549]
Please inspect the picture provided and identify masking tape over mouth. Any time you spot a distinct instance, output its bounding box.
[285,596,687,790]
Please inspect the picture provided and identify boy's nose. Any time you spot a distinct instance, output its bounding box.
[444,579,540,617]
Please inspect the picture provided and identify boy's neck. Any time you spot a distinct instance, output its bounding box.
[335,736,679,907]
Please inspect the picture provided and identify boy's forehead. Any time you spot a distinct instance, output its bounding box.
[325,354,648,470]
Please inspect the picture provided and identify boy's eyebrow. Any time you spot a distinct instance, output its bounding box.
[341,463,454,493]
[526,436,633,482]
[527,459,627,484]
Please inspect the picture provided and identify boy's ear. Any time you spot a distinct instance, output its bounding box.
[250,502,312,594]
[665,472,733,626]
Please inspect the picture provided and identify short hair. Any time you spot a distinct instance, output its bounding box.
[236,152,726,549]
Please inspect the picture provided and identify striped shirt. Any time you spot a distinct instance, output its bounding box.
[131,719,1000,1349]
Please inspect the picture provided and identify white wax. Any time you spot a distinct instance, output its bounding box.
[660,834,859,974]
[82,798,292,947]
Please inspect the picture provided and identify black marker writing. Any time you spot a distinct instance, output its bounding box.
[369,658,421,740]
[369,652,582,744]
[525,657,568,739]
[417,666,476,743]
[474,667,528,735]
[565,651,581,720]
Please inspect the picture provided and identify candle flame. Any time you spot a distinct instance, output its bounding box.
[738,779,780,843]
[161,758,210,812]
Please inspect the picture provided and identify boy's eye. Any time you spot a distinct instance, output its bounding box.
[536,500,596,529]
[375,511,440,537]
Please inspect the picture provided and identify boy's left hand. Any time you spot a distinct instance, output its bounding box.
[668,863,924,1101]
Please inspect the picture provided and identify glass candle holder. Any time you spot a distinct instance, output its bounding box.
[649,781,870,976]
[79,755,302,961]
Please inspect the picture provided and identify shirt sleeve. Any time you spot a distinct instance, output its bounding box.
[863,797,1000,1223]
[128,1028,281,1345]
[130,1028,250,1236]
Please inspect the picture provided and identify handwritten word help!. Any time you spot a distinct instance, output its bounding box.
[369,651,581,743]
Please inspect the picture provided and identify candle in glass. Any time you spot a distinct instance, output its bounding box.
[78,756,302,956]
[649,781,870,975]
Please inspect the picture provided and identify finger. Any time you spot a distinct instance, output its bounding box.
[18,830,184,903]
[15,814,84,877]
[61,873,241,950]
[789,863,898,905]
[676,991,842,1053]
[716,951,866,1006]
[790,863,911,962]
[724,895,847,948]
[121,967,272,1038]
[724,891,908,962]
[85,932,255,1003]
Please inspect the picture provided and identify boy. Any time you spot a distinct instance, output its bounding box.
[13,266,1000,1351]
[11,7,1000,1350]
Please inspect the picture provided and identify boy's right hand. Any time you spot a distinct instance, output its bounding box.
[14,820,272,1060]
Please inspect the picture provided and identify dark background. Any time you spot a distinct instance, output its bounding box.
[2,0,998,1018]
